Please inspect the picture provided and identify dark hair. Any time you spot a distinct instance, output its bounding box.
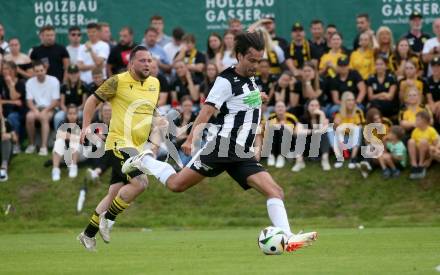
[32,60,44,68]
[86,23,100,30]
[39,25,55,34]
[68,26,80,33]
[172,27,185,41]
[180,95,192,104]
[182,33,196,44]
[375,55,389,64]
[234,31,265,58]
[366,107,381,124]
[390,125,405,140]
[416,110,431,122]
[150,15,163,22]
[206,32,223,60]
[326,24,337,30]
[357,13,370,21]
[311,19,323,26]
[121,26,134,35]
[67,103,78,110]
[129,45,149,61]
[144,27,158,35]
[393,38,417,67]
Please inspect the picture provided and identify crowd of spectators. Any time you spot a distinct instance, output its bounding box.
[0,11,440,183]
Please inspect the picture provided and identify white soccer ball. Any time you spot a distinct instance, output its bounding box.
[258,226,287,255]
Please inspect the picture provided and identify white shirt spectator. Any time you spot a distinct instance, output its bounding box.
[163,41,181,64]
[1,41,9,53]
[77,41,110,84]
[422,37,440,76]
[26,75,60,108]
[222,50,238,68]
[66,44,83,65]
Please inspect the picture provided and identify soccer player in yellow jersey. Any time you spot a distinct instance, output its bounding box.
[77,46,160,251]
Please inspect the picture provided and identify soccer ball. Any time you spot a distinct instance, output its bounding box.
[258,226,287,255]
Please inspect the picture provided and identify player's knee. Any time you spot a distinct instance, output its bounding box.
[167,180,186,193]
[270,184,284,200]
[133,175,148,192]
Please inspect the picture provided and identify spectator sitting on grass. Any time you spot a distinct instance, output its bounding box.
[0,104,17,182]
[86,102,111,183]
[378,125,407,179]
[330,91,365,169]
[51,104,81,182]
[408,111,439,180]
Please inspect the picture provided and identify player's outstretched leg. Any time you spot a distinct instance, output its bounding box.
[77,183,123,250]
[246,171,318,252]
[99,175,148,243]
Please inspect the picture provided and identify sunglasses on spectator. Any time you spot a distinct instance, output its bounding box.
[70,33,81,37]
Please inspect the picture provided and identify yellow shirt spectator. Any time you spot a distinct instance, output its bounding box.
[398,105,431,125]
[411,126,439,145]
[319,51,347,78]
[349,49,375,80]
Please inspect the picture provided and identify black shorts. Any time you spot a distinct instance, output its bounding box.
[105,149,143,185]
[188,150,266,190]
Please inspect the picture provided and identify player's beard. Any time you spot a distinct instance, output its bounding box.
[134,68,150,80]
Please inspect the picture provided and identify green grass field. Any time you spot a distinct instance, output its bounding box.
[1,155,440,274]
[1,228,440,275]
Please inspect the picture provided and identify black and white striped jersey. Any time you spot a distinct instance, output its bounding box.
[205,67,262,159]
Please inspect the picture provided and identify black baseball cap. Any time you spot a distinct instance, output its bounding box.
[291,22,304,32]
[409,11,423,20]
[337,56,349,66]
[431,57,440,66]
[67,64,79,73]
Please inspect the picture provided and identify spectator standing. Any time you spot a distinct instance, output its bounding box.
[25,61,60,156]
[352,14,375,51]
[375,26,394,63]
[142,27,171,73]
[66,26,83,65]
[215,31,237,71]
[77,23,110,85]
[171,61,200,108]
[319,32,347,78]
[99,22,116,48]
[404,12,431,54]
[150,15,172,48]
[261,16,288,51]
[0,24,9,53]
[163,27,184,65]
[228,18,243,35]
[4,38,33,79]
[391,38,423,80]
[30,25,69,83]
[107,26,136,76]
[206,33,223,64]
[422,18,440,76]
[285,23,311,77]
[309,20,327,62]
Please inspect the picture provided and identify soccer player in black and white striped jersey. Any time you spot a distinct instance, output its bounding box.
[123,31,317,252]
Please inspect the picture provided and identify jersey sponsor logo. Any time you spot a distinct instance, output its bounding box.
[193,160,213,171]
[243,90,262,108]
[347,80,353,87]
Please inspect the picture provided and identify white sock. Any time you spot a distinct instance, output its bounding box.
[267,198,292,237]
[141,155,176,185]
